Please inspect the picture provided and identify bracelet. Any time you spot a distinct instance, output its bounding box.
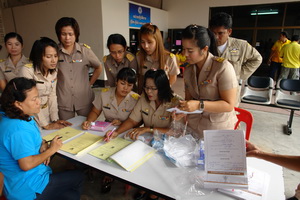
[150,126,154,133]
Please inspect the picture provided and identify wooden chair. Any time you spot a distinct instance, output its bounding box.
[234,107,254,140]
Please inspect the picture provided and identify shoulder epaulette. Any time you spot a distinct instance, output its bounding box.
[83,43,91,49]
[101,88,110,92]
[214,57,225,63]
[24,63,33,68]
[131,93,140,100]
[169,53,175,58]
[126,53,134,62]
[0,59,6,63]
[103,55,107,63]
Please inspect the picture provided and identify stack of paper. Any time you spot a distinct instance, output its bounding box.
[89,139,156,172]
[42,126,82,142]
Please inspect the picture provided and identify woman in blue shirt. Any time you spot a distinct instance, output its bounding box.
[0,77,83,200]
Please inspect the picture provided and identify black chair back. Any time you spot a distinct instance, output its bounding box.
[248,76,272,88]
[280,79,300,92]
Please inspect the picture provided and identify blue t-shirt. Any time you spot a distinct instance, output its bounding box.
[0,111,52,200]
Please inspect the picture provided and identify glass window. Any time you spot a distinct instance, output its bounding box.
[232,6,256,27]
[285,3,300,26]
[256,4,285,27]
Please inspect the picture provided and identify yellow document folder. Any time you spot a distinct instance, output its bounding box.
[89,139,156,172]
[60,132,103,155]
[42,127,82,142]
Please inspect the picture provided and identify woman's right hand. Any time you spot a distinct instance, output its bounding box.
[104,130,118,142]
[82,121,91,130]
[49,135,63,152]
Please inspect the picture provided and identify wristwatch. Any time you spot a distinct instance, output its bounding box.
[199,100,205,112]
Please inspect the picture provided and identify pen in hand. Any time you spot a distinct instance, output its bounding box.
[45,136,63,143]
[104,128,116,142]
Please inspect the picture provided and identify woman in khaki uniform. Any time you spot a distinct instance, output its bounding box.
[179,25,238,139]
[103,34,138,87]
[0,32,30,91]
[136,23,180,93]
[19,37,71,129]
[82,68,139,129]
[55,17,102,120]
[104,69,181,200]
[105,69,181,141]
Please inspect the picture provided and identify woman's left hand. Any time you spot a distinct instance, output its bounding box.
[40,140,51,165]
[55,120,72,127]
[179,100,200,112]
[111,119,122,126]
[126,127,148,140]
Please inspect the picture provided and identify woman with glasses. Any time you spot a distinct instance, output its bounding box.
[104,69,181,141]
[103,34,138,87]
[136,23,180,93]
[0,32,30,91]
[178,25,238,138]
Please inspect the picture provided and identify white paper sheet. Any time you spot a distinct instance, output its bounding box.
[203,130,248,189]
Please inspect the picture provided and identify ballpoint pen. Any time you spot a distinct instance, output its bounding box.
[45,136,63,143]
[104,128,116,142]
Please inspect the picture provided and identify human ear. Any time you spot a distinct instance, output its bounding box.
[14,101,23,110]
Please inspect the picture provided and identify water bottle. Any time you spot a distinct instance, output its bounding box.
[198,140,205,170]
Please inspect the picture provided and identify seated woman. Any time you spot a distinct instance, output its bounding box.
[103,33,138,87]
[0,77,83,200]
[82,67,139,129]
[19,37,71,130]
[105,69,181,141]
[179,25,238,138]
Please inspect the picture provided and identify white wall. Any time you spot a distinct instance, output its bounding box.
[1,0,168,59]
[163,0,300,28]
[1,0,103,59]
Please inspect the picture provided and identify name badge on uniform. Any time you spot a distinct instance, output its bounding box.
[103,105,110,110]
[230,48,239,53]
[4,70,12,73]
[58,60,64,62]
[159,116,169,120]
[122,109,130,112]
[36,81,44,84]
[72,59,82,63]
[141,108,149,115]
[143,66,148,69]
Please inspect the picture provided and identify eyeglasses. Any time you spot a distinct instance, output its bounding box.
[110,50,125,56]
[144,86,158,91]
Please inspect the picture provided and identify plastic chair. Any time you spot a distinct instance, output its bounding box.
[241,76,274,105]
[234,107,253,140]
[275,79,300,135]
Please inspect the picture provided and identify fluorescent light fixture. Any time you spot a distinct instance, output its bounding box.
[251,9,278,15]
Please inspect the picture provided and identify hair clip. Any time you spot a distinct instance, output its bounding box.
[13,81,17,90]
[191,24,198,29]
[151,68,157,71]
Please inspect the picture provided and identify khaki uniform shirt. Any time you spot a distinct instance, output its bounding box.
[103,52,138,87]
[19,64,59,127]
[0,55,29,82]
[129,93,182,128]
[137,52,180,76]
[57,43,101,111]
[184,53,238,138]
[93,87,140,122]
[219,37,262,80]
